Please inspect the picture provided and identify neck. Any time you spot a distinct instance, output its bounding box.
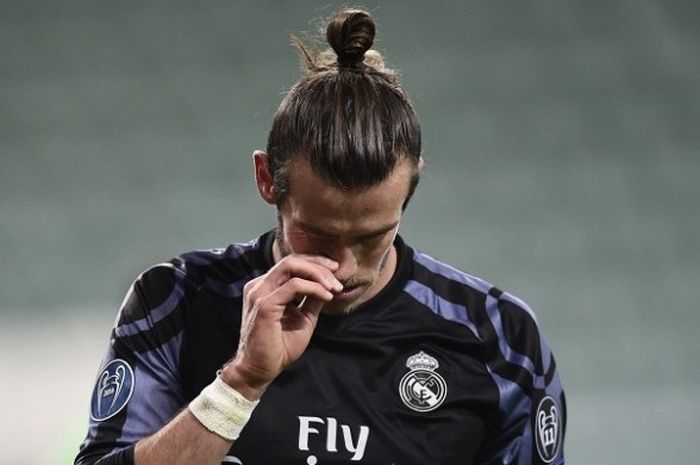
[272,238,283,263]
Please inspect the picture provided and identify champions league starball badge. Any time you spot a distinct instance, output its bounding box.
[399,351,447,412]
[90,359,135,421]
[535,395,562,463]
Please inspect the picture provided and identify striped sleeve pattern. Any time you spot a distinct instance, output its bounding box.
[75,237,267,465]
[75,262,188,465]
[409,251,566,465]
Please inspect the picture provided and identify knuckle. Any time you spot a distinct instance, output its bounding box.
[250,294,268,310]
[243,280,256,294]
[243,275,264,292]
[279,254,301,267]
[287,276,305,288]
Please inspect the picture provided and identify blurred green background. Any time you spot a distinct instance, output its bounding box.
[1,1,698,464]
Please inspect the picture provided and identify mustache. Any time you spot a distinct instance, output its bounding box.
[340,276,372,288]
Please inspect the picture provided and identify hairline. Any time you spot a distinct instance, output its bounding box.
[273,151,421,207]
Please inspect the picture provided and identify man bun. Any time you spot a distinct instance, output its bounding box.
[325,9,375,68]
[268,7,421,204]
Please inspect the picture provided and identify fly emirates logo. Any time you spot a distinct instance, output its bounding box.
[298,416,370,462]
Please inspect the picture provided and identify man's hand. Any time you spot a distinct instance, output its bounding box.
[135,255,343,464]
[220,255,343,400]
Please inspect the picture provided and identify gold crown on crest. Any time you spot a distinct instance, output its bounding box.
[406,351,439,371]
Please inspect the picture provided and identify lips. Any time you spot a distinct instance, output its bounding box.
[333,284,364,301]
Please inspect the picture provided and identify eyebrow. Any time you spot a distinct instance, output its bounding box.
[300,221,399,239]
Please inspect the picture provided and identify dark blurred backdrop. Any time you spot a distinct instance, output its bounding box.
[1,1,698,464]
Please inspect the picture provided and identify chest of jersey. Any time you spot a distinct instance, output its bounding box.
[226,317,494,465]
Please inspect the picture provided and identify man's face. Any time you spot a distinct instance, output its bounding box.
[274,157,415,315]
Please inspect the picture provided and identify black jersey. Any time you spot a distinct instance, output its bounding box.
[76,232,565,465]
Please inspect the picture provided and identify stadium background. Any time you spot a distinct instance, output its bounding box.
[1,1,698,463]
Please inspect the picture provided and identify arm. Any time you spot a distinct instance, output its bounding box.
[134,254,342,465]
[77,255,343,465]
[475,292,566,465]
[134,409,232,465]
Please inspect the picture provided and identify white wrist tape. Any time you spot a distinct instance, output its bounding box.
[189,375,259,441]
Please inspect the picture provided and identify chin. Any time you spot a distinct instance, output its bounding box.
[321,298,364,316]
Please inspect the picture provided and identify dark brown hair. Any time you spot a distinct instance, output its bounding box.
[266,9,422,207]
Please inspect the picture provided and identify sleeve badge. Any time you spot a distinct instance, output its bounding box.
[90,359,135,421]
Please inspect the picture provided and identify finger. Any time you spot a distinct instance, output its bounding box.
[298,295,324,321]
[266,278,334,310]
[268,256,343,292]
[242,275,267,309]
[291,294,308,308]
[292,254,339,270]
[243,274,265,295]
[282,295,324,331]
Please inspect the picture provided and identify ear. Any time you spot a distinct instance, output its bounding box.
[417,156,425,173]
[253,150,276,205]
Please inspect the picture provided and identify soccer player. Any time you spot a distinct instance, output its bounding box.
[76,8,565,465]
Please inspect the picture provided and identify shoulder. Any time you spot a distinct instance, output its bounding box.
[405,248,565,464]
[173,235,269,284]
[116,234,270,326]
[175,235,267,271]
[408,247,560,391]
[410,248,496,299]
[407,248,545,348]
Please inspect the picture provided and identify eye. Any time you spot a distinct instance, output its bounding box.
[355,231,387,247]
[308,231,334,241]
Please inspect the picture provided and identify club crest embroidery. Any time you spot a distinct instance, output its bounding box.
[398,351,447,412]
[535,395,562,463]
[90,359,135,421]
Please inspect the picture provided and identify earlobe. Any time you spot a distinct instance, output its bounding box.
[252,150,276,204]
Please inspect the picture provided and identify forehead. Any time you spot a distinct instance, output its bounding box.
[282,157,414,234]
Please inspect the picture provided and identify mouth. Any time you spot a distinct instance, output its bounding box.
[333,284,366,301]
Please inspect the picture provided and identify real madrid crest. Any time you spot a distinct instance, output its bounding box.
[398,351,447,412]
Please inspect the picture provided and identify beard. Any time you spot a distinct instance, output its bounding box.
[274,216,389,315]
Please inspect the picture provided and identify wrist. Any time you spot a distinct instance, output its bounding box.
[219,363,270,402]
[189,376,260,441]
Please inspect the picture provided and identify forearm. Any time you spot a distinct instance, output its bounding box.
[134,409,232,465]
[135,365,264,465]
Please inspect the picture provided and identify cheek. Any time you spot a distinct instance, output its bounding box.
[283,229,317,254]
[358,236,395,268]
[284,234,305,253]
[285,231,340,258]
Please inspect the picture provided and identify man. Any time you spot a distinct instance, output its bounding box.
[76,9,565,465]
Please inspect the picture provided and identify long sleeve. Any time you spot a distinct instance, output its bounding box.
[75,263,189,465]
[475,290,566,465]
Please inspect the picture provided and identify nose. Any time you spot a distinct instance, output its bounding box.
[330,245,359,282]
